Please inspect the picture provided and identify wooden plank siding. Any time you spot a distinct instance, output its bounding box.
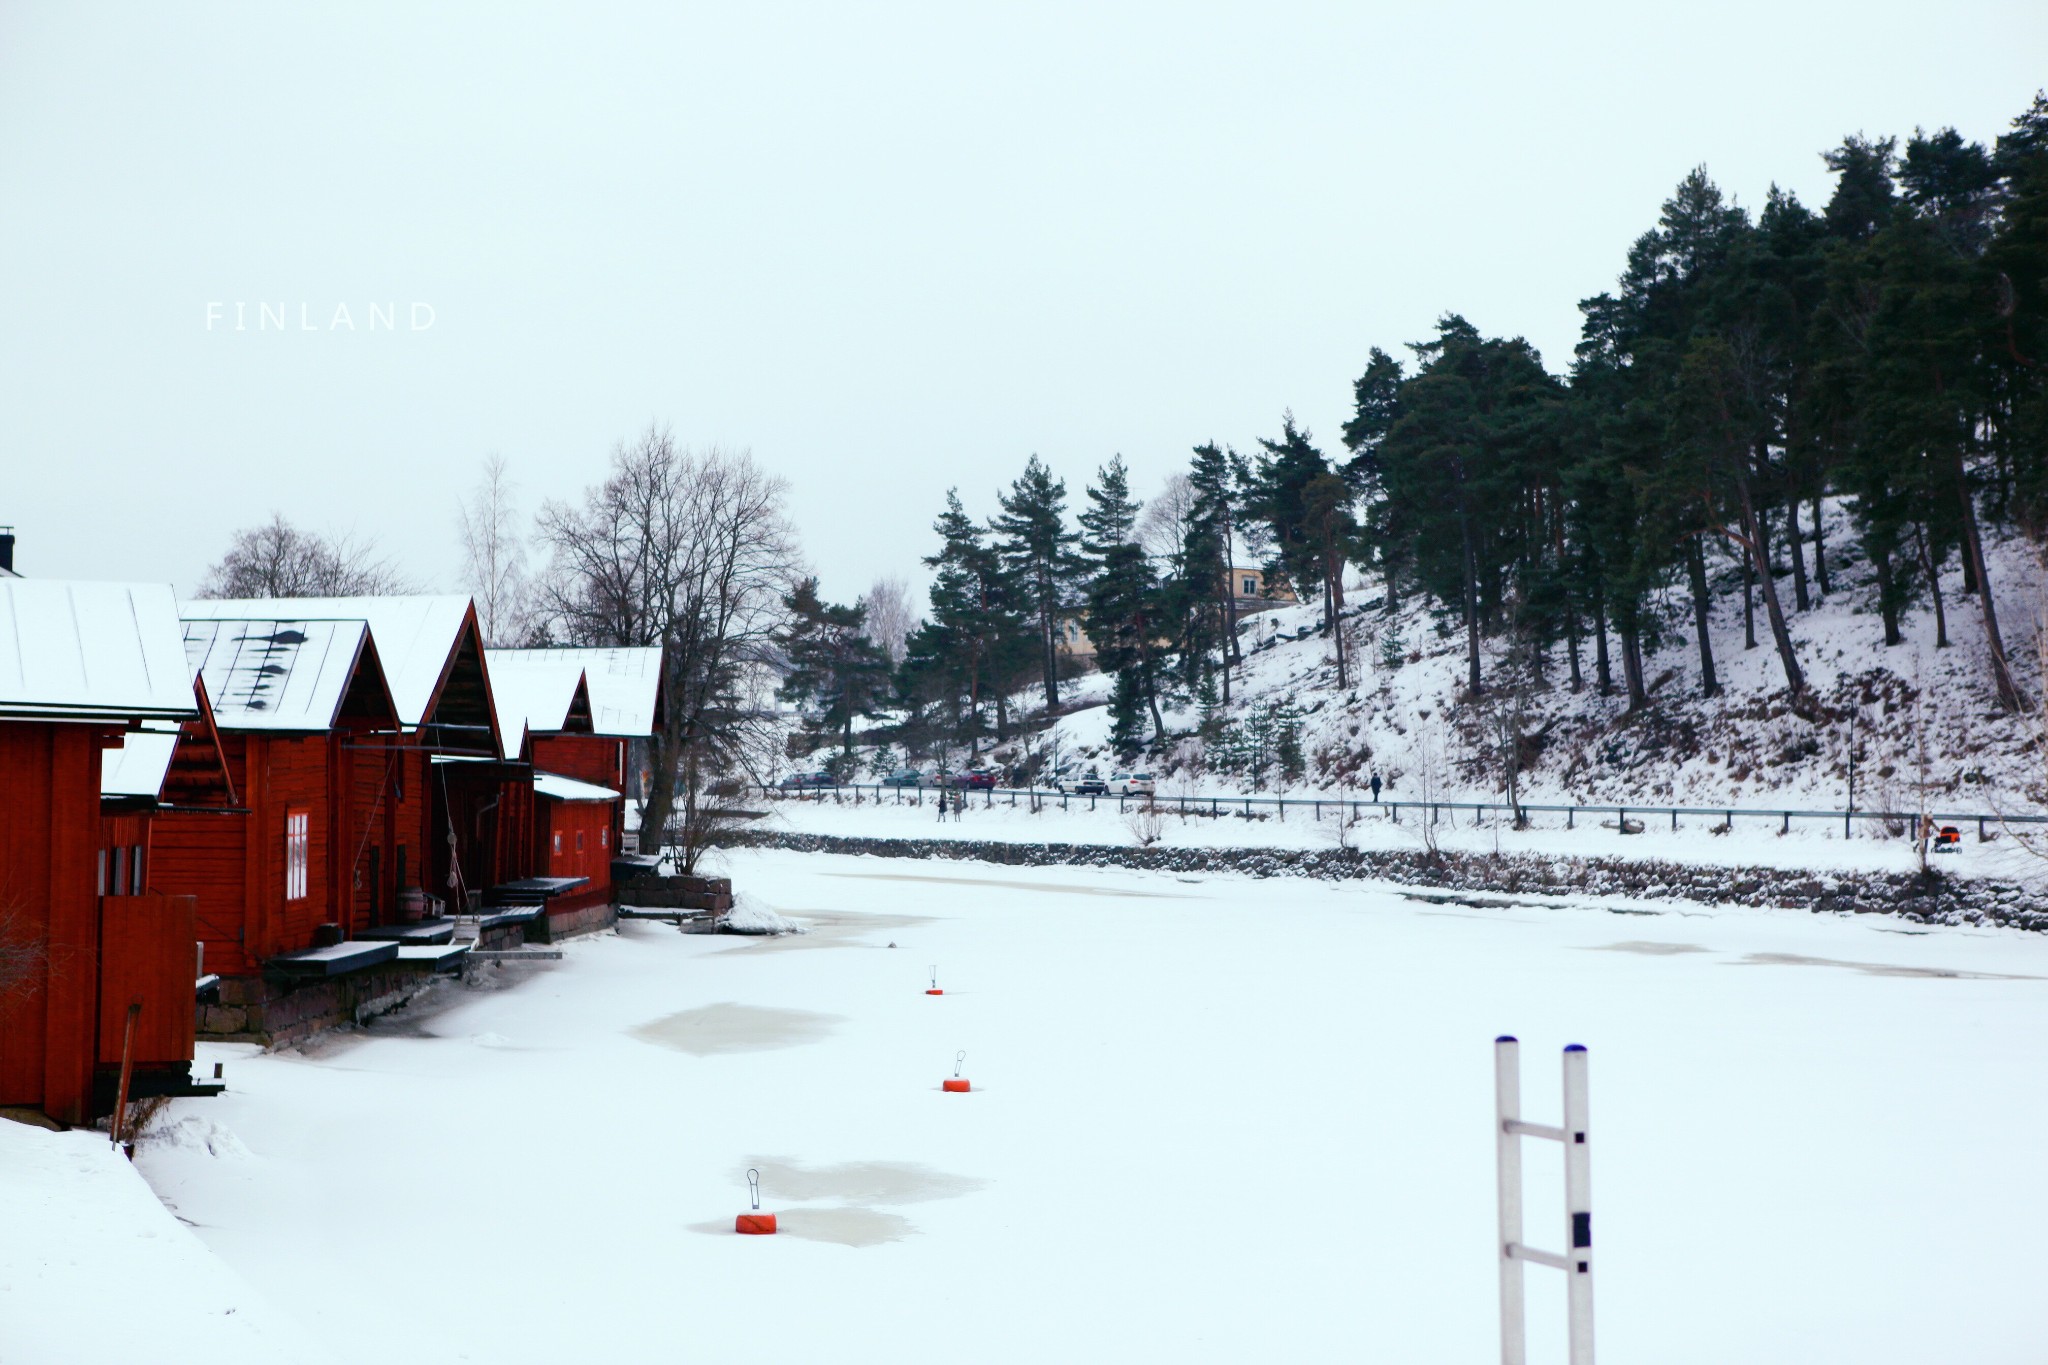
[95,893,199,1067]
[151,731,336,977]
[0,720,121,1123]
[530,733,627,910]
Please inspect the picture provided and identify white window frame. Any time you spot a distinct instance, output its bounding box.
[285,809,310,901]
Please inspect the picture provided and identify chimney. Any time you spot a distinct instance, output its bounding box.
[0,526,13,575]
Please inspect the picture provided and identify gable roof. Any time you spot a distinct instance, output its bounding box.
[182,595,496,752]
[481,650,592,760]
[103,676,236,808]
[183,596,464,725]
[182,617,398,732]
[0,580,196,723]
[487,646,662,739]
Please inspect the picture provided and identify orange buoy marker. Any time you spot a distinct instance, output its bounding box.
[942,1049,972,1093]
[926,965,944,996]
[736,1167,777,1234]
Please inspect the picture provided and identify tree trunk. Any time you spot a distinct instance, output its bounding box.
[1734,477,1805,697]
[1592,586,1612,696]
[1460,513,1482,695]
[1786,499,1811,612]
[1954,451,2023,710]
[1810,496,1830,596]
[1685,537,1720,697]
[1900,527,1949,650]
[1326,544,1349,690]
[1040,590,1060,711]
[1915,526,1949,649]
[1742,550,1756,650]
[636,665,688,855]
[1618,609,1648,712]
[1137,643,1167,742]
[1872,548,1904,647]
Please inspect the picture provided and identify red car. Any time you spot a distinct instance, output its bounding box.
[946,769,997,790]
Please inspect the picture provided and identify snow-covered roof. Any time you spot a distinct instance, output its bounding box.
[0,580,196,723]
[482,649,588,760]
[488,647,661,737]
[183,596,472,727]
[183,618,379,731]
[533,770,620,803]
[100,727,180,798]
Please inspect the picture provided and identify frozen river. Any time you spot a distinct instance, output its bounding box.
[124,850,2048,1362]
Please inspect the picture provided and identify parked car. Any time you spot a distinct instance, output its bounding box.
[947,768,997,790]
[776,771,833,790]
[1108,771,1156,796]
[881,768,922,787]
[1062,768,1108,796]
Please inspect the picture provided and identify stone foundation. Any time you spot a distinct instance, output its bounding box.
[198,962,446,1047]
[530,901,617,943]
[614,872,733,911]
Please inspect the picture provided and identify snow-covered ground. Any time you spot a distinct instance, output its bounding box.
[863,502,2048,820]
[755,785,2044,880]
[16,848,2037,1362]
[0,1115,313,1363]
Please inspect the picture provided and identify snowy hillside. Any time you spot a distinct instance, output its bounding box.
[1010,500,2048,817]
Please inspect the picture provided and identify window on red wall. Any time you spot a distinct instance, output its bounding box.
[601,826,609,849]
[130,844,144,893]
[286,809,310,900]
[110,846,128,896]
[552,831,562,855]
[576,830,585,853]
[97,849,108,896]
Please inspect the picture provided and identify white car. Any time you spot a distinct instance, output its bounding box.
[1108,771,1156,796]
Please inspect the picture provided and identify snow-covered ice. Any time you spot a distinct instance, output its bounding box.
[24,848,2046,1362]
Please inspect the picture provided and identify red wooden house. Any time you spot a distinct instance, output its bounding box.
[157,616,404,979]
[179,597,501,938]
[486,646,663,930]
[0,580,212,1126]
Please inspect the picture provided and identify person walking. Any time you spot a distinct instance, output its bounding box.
[1369,771,1382,803]
[936,788,948,821]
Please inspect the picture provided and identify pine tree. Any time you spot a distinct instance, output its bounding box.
[992,455,1082,712]
[776,577,893,758]
[1079,457,1167,745]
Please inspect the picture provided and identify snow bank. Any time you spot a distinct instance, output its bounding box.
[720,891,808,935]
[0,1115,314,1364]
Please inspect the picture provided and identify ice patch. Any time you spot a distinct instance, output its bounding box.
[631,1003,844,1055]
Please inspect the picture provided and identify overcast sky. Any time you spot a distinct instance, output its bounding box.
[2,3,2043,608]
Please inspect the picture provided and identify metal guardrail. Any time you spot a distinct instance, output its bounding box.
[756,782,2046,840]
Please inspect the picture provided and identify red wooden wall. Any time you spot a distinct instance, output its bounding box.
[531,734,626,905]
[152,732,332,977]
[539,798,615,909]
[0,722,106,1122]
[531,734,623,790]
[96,894,199,1068]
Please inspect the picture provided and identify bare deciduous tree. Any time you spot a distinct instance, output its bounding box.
[196,514,408,599]
[859,575,915,665]
[455,454,534,645]
[1138,472,1197,565]
[536,426,802,866]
